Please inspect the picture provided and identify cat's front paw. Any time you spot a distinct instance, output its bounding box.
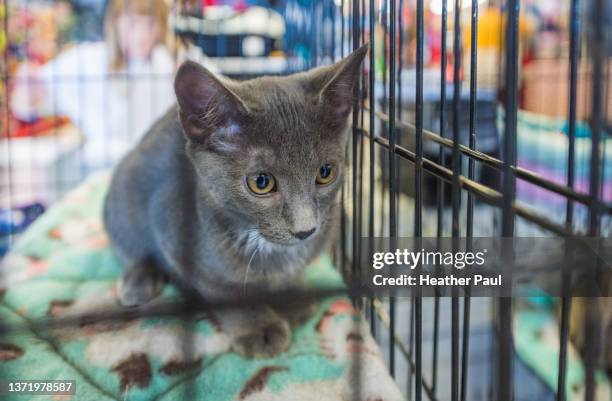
[117,264,165,307]
[233,319,291,358]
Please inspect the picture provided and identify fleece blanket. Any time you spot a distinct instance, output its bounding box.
[0,173,403,401]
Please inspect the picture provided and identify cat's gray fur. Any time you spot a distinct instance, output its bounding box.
[103,45,367,357]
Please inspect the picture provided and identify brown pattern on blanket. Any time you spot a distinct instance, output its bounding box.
[239,366,288,399]
[0,343,24,361]
[112,353,152,391]
[47,300,75,317]
[160,358,202,375]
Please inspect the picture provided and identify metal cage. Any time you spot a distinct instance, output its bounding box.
[333,0,611,399]
[1,0,611,400]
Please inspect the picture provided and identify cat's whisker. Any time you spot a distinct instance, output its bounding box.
[243,247,259,294]
[242,228,259,257]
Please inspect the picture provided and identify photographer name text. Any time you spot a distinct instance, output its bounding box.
[371,249,502,288]
[372,274,502,287]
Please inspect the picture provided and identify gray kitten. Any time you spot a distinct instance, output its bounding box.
[103,45,367,357]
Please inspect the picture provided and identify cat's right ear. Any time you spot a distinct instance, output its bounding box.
[174,61,247,144]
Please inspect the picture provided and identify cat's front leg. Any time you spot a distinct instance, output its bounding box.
[219,305,291,358]
[117,261,167,307]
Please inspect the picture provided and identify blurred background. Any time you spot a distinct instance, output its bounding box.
[1,1,611,400]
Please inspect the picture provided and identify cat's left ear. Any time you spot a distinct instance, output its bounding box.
[304,44,369,123]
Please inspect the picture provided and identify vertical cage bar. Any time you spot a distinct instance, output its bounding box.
[432,0,448,394]
[461,0,478,399]
[414,0,424,398]
[584,0,605,400]
[416,302,423,401]
[397,0,403,121]
[361,0,366,50]
[588,0,603,237]
[451,0,462,239]
[557,0,580,400]
[451,0,462,400]
[340,0,348,274]
[348,0,363,399]
[381,0,389,116]
[352,0,361,285]
[379,0,389,238]
[341,189,348,274]
[368,0,377,338]
[557,289,572,401]
[358,0,366,293]
[465,1,478,243]
[388,0,398,378]
[451,296,460,401]
[431,296,440,395]
[408,299,415,401]
[395,0,402,230]
[460,297,471,401]
[378,0,388,237]
[498,0,519,400]
[380,0,389,114]
[501,0,518,235]
[414,0,424,236]
[564,0,580,232]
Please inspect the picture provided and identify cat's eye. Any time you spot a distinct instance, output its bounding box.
[247,173,277,195]
[316,162,337,186]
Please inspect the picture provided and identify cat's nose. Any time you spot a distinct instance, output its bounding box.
[292,227,316,240]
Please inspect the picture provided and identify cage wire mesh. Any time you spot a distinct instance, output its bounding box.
[1,0,612,400]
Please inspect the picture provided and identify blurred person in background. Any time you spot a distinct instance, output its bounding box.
[9,0,212,168]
